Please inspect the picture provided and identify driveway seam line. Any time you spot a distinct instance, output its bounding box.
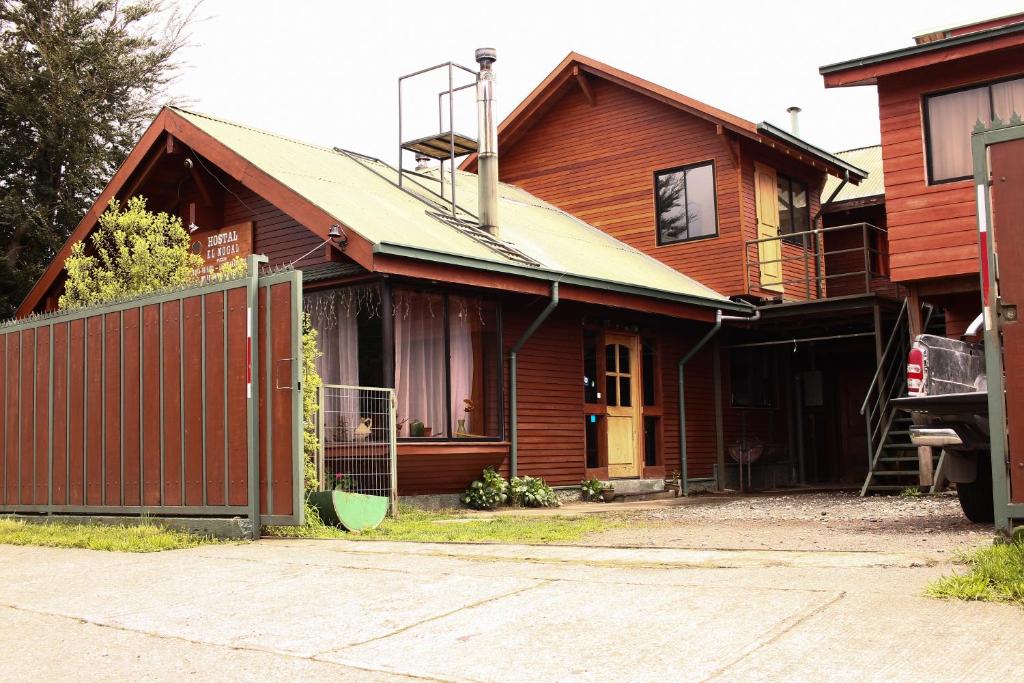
[699,591,848,682]
[0,602,450,682]
[312,579,554,657]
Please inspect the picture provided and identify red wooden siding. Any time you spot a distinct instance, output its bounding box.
[877,46,1024,283]
[499,78,746,296]
[222,179,324,266]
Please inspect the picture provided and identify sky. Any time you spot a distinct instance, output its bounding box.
[167,1,1024,167]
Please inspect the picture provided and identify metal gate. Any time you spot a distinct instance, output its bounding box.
[316,384,397,515]
[0,255,304,537]
[972,120,1024,533]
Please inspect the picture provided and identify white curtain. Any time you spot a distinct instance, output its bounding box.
[394,291,446,437]
[448,296,474,435]
[306,291,359,439]
[993,78,1024,122]
[927,87,990,181]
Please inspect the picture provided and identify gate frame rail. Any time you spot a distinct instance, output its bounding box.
[972,119,1024,535]
[0,255,305,539]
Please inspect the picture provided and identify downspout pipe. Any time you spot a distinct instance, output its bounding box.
[510,283,559,478]
[679,308,760,495]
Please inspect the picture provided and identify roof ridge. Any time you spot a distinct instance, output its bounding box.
[836,143,882,154]
[169,106,337,154]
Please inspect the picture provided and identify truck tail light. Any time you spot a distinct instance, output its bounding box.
[907,346,925,395]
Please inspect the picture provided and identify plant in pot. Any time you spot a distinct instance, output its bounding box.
[580,478,604,502]
[600,482,616,503]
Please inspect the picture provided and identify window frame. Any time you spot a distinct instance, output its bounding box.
[923,74,1024,185]
[653,160,720,246]
[729,347,778,410]
[776,173,811,245]
[391,286,505,443]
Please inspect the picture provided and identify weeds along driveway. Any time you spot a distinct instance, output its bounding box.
[0,495,1021,682]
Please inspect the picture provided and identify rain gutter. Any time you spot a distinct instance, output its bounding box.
[509,282,559,478]
[679,309,760,495]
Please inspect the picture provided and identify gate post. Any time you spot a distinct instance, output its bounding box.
[246,255,268,539]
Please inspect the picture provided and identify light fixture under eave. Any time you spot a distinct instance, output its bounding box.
[286,223,348,268]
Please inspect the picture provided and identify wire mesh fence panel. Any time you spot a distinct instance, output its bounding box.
[317,384,397,515]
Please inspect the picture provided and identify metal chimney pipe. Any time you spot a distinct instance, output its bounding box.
[475,47,499,237]
[787,106,802,137]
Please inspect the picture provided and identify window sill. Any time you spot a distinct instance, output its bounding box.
[398,441,510,456]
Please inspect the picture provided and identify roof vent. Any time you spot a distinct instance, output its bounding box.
[787,106,802,137]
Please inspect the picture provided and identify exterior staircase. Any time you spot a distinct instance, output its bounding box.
[860,300,945,495]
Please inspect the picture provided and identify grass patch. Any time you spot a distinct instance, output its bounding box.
[0,517,220,552]
[265,503,621,544]
[926,541,1024,606]
[900,487,922,497]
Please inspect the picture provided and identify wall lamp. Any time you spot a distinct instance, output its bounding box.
[287,223,348,267]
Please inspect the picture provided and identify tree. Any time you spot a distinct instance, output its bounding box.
[0,0,193,318]
[59,195,204,308]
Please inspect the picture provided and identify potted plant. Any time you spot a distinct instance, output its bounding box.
[600,483,616,503]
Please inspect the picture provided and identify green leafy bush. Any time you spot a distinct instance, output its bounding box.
[580,478,605,501]
[510,475,560,508]
[461,467,509,510]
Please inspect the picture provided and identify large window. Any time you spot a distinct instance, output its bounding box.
[925,76,1024,183]
[393,289,501,439]
[654,161,718,244]
[777,174,809,242]
[730,348,776,408]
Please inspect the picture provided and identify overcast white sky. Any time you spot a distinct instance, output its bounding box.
[168,1,1024,166]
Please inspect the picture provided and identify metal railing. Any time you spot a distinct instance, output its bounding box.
[859,298,910,494]
[744,222,890,301]
[316,384,398,515]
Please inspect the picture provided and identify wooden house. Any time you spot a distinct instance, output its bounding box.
[15,105,756,499]
[461,53,923,491]
[821,11,1024,337]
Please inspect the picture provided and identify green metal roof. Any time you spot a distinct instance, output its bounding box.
[823,146,884,204]
[173,107,748,312]
[819,21,1024,76]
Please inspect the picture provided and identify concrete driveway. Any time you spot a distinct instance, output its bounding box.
[1,523,1022,682]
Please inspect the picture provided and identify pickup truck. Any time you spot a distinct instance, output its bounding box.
[890,314,993,522]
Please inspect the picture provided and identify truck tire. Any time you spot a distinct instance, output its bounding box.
[957,452,994,523]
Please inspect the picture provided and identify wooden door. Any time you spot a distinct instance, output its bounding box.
[754,163,784,292]
[604,333,641,478]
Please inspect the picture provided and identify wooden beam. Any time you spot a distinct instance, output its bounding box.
[123,134,168,200]
[573,65,595,106]
[187,156,215,207]
[717,125,738,167]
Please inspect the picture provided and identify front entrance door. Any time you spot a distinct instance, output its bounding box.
[604,333,642,478]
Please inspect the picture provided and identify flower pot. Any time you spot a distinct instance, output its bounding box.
[600,488,616,503]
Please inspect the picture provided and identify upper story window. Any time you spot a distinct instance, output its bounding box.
[654,161,718,244]
[925,76,1024,183]
[777,174,809,241]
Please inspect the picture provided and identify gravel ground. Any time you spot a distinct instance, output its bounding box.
[586,490,995,553]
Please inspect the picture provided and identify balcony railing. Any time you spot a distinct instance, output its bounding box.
[743,222,894,302]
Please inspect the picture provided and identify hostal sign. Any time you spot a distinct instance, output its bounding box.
[191,221,253,276]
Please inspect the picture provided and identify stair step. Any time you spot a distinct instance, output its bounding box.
[878,456,922,463]
[871,470,919,476]
[866,485,917,491]
[887,430,910,437]
[882,443,916,450]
